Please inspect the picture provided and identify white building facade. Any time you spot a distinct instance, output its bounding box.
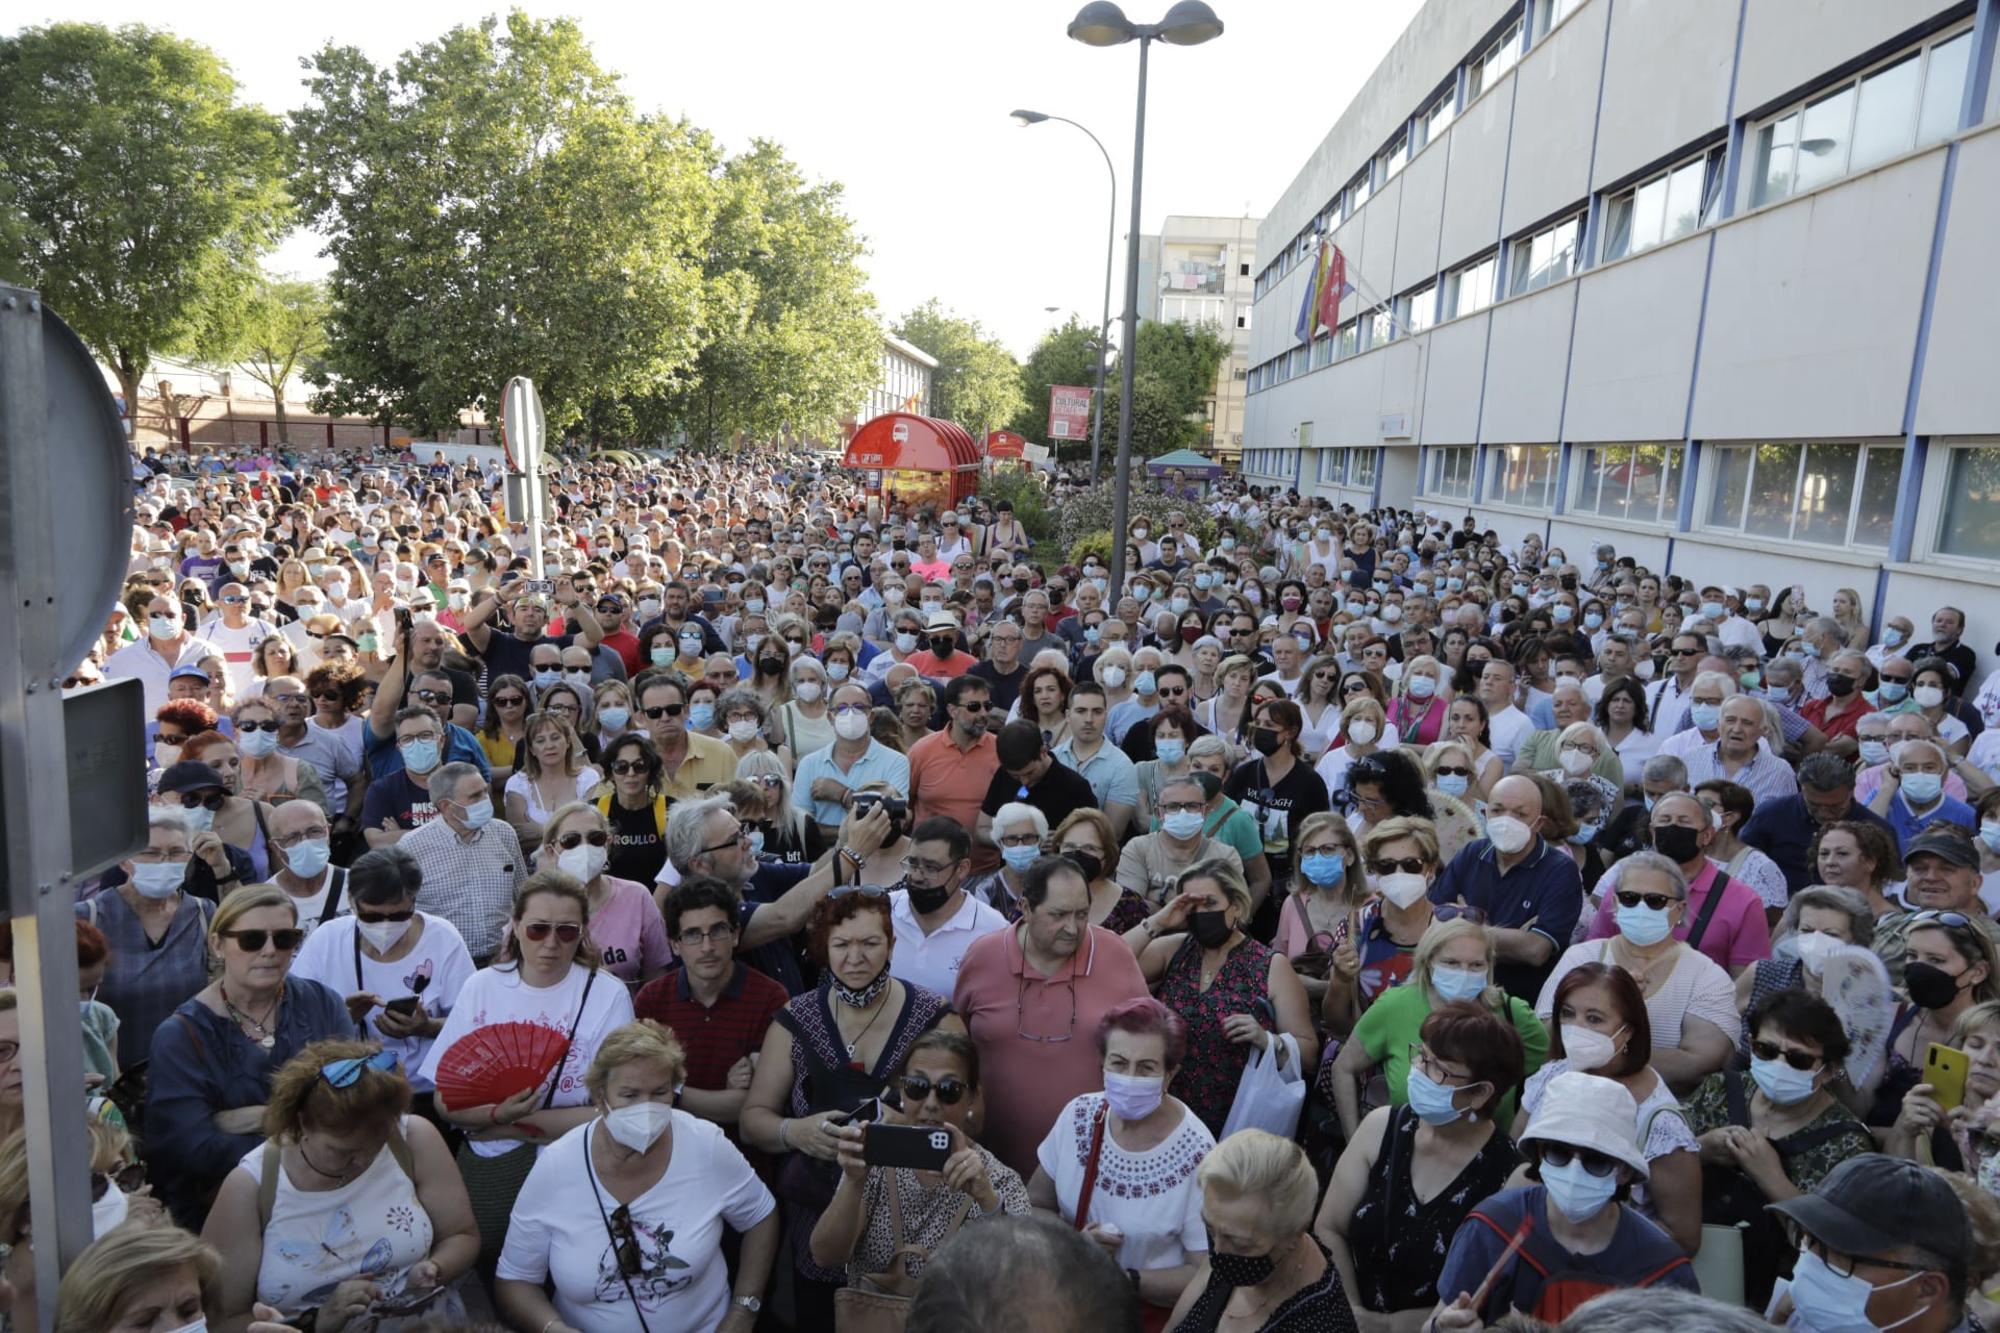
[1244,0,2000,674]
[860,332,938,424]
[1139,214,1260,464]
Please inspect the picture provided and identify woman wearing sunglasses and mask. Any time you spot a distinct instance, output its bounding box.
[813,1032,1032,1308]
[534,803,673,988]
[202,1038,479,1331]
[421,872,635,1271]
[498,1020,779,1333]
[145,884,351,1230]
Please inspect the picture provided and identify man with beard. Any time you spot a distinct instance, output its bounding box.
[888,817,1006,996]
[907,676,1001,844]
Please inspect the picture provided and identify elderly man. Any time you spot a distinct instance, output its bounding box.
[1514,682,1625,787]
[1871,827,2000,988]
[1910,605,1978,691]
[1584,791,1770,981]
[1797,616,1847,700]
[1743,752,1896,896]
[255,799,349,936]
[1114,772,1244,903]
[1801,649,1876,758]
[1870,615,1919,670]
[1017,589,1063,662]
[1869,737,1977,851]
[105,592,225,713]
[1684,696,1799,805]
[1431,774,1583,1002]
[396,760,525,965]
[792,681,909,838]
[194,582,282,694]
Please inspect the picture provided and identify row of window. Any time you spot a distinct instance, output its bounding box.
[1312,442,1380,489]
[1243,447,1302,477]
[1250,14,1980,391]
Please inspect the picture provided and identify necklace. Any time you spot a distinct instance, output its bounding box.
[834,976,892,1058]
[221,979,284,1050]
[1610,937,1676,993]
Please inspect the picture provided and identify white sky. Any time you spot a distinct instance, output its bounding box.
[30,0,1423,358]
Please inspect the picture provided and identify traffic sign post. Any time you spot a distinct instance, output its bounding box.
[501,376,547,577]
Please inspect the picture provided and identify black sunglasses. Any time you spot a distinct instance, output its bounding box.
[608,1202,642,1277]
[1615,890,1679,912]
[1750,1038,1822,1072]
[1537,1142,1620,1177]
[222,928,304,953]
[642,703,685,719]
[1367,857,1427,876]
[179,791,228,812]
[235,719,281,733]
[556,830,611,850]
[898,1074,968,1105]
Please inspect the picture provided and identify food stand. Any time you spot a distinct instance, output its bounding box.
[842,413,982,512]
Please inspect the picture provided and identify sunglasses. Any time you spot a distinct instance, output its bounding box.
[522,921,584,943]
[1434,905,1488,925]
[1913,910,1975,929]
[221,928,304,953]
[898,1074,968,1105]
[313,689,343,701]
[1434,765,1473,778]
[828,883,890,900]
[356,908,415,924]
[235,719,281,733]
[1615,890,1679,911]
[91,1162,148,1201]
[556,830,610,851]
[609,759,653,776]
[1367,857,1426,876]
[608,1202,642,1277]
[179,791,228,811]
[493,695,527,707]
[642,704,685,719]
[321,1050,400,1088]
[1537,1143,1621,1177]
[1750,1039,1823,1073]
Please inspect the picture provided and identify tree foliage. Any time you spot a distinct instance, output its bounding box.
[1011,315,1105,450]
[1103,319,1232,459]
[892,300,1024,442]
[204,275,330,443]
[289,13,713,435]
[0,22,290,422]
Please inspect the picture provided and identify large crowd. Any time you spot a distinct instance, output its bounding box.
[13,437,2000,1332]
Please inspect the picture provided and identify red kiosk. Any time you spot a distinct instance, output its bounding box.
[843,413,981,512]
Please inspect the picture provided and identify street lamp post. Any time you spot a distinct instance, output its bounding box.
[1011,109,1116,484]
[1066,0,1223,601]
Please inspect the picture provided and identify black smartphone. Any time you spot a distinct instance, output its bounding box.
[384,995,421,1018]
[394,605,413,639]
[830,1097,882,1125]
[863,1123,953,1170]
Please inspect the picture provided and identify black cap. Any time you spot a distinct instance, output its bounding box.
[156,760,227,795]
[1904,826,1981,870]
[1768,1153,1969,1272]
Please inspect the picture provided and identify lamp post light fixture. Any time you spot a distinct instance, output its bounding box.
[1012,108,1117,485]
[1064,0,1223,600]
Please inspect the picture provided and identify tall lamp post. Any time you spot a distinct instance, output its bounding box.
[1011,109,1116,484]
[1067,0,1223,601]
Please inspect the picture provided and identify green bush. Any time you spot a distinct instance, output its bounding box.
[1052,486,1216,553]
[977,470,1055,540]
[1068,531,1114,566]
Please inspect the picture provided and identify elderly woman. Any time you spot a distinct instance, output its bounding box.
[1166,1129,1358,1331]
[1029,997,1213,1322]
[969,801,1049,920]
[171,742,278,884]
[1052,807,1149,933]
[202,1038,479,1329]
[1388,654,1452,747]
[1537,721,1622,817]
[591,679,634,749]
[1336,913,1550,1137]
[1537,851,1739,1096]
[1318,1002,1528,1328]
[233,696,328,812]
[1127,859,1318,1135]
[1684,989,1876,1309]
[54,1224,263,1333]
[422,871,636,1265]
[776,655,835,758]
[813,1031,1032,1301]
[1117,773,1246,908]
[497,1020,778,1333]
[81,810,220,1071]
[145,884,351,1229]
[503,713,603,853]
[738,888,959,1327]
[1734,884,1876,1032]
[1431,1072,1697,1328]
[534,802,674,987]
[718,686,789,770]
[1314,696,1390,806]
[893,678,938,752]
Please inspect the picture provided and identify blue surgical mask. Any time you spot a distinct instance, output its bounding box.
[1155,738,1186,766]
[533,668,562,689]
[1134,670,1157,696]
[1540,1157,1619,1222]
[651,646,674,665]
[457,796,494,830]
[1551,605,1574,624]
[1616,900,1674,947]
[1436,772,1469,798]
[688,702,715,731]
[1744,598,1765,614]
[1084,626,1101,644]
[1700,601,1725,620]
[1405,1064,1472,1126]
[1001,845,1040,873]
[1431,965,1487,1004]
[1298,852,1344,887]
[1194,573,1213,590]
[1162,810,1205,840]
[1583,612,1604,629]
[1569,822,1602,846]
[1690,702,1721,731]
[284,837,331,879]
[1901,771,1943,804]
[1877,681,1908,703]
[1882,627,1905,648]
[399,738,440,773]
[1788,1244,1931,1332]
[1982,821,2000,855]
[1749,1053,1819,1105]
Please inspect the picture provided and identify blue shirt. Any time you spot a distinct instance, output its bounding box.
[1053,736,1140,811]
[1106,697,1160,744]
[1884,790,1977,853]
[792,738,911,826]
[1432,837,1583,1003]
[1741,796,1897,897]
[361,721,491,783]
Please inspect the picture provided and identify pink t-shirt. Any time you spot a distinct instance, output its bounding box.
[1585,857,1772,972]
[500,876,674,986]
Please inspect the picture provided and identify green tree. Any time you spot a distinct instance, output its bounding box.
[0,23,289,429]
[199,275,329,444]
[1011,315,1105,451]
[289,13,713,436]
[1104,319,1231,458]
[892,300,1025,441]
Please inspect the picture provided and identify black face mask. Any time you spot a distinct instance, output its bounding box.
[1825,674,1856,697]
[758,657,785,675]
[1065,849,1104,883]
[1905,960,1967,1011]
[1251,728,1283,757]
[904,877,955,915]
[1651,824,1702,864]
[1205,1230,1278,1288]
[1189,910,1234,949]
[929,638,956,658]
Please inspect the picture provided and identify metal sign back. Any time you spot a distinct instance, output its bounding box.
[62,678,146,877]
[500,375,546,475]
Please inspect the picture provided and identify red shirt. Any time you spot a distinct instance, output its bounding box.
[1801,693,1876,741]
[633,963,787,1096]
[904,649,975,678]
[601,628,643,676]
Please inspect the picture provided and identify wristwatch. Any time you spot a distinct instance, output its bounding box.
[734,1295,763,1315]
[1126,1267,1141,1290]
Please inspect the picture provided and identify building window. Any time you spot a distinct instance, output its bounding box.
[1535,0,1585,39]
[1937,445,2000,561]
[1417,89,1456,149]
[1317,444,1341,484]
[1337,319,1359,360]
[1486,444,1559,509]
[1467,18,1522,102]
[1703,440,1901,546]
[1380,129,1410,182]
[1571,443,1685,524]
[1348,169,1373,214]
[1397,282,1437,334]
[1751,26,1971,209]
[1447,254,1498,319]
[1312,334,1334,369]
[1290,347,1309,377]
[1508,212,1584,295]
[1427,446,1477,499]
[1352,447,1379,488]
[1602,148,1723,262]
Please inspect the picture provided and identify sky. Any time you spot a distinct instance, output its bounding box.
[28,0,1424,358]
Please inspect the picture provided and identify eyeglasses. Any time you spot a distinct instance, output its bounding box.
[828,883,890,900]
[179,791,228,812]
[1016,974,1078,1043]
[556,830,611,851]
[609,759,652,776]
[493,695,527,707]
[699,827,753,856]
[1749,1038,1823,1072]
[1433,904,1488,925]
[268,693,308,707]
[221,928,304,953]
[1536,1143,1621,1177]
[642,703,685,719]
[522,921,584,943]
[1159,801,1206,816]
[273,828,331,849]
[898,1073,968,1105]
[1615,890,1680,911]
[674,922,737,946]
[1367,857,1426,876]
[321,1050,400,1088]
[1782,1222,1933,1278]
[312,689,344,701]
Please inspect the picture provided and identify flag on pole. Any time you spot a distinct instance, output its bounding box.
[1294,251,1321,345]
[1317,245,1350,334]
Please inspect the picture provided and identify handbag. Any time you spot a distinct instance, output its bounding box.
[833,1175,975,1332]
[1220,1032,1306,1140]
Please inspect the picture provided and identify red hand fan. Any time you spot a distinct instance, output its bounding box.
[433,1021,570,1109]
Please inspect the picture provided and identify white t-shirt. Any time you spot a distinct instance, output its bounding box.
[496,1112,774,1333]
[292,912,477,1093]
[197,616,282,693]
[418,963,634,1156]
[1485,705,1536,769]
[1035,1092,1212,1273]
[503,767,604,826]
[888,889,1008,998]
[267,867,348,940]
[1535,940,1742,1050]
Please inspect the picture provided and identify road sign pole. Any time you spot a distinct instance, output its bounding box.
[501,377,548,580]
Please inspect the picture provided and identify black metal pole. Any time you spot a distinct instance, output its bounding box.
[1107,34,1150,602]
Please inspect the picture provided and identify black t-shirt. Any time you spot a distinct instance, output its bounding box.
[479,630,584,683]
[980,756,1097,830]
[605,797,667,886]
[357,768,440,833]
[1223,754,1330,888]
[967,660,1026,713]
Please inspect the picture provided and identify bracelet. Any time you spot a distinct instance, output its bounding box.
[776,1118,792,1150]
[542,1318,564,1333]
[488,1103,501,1126]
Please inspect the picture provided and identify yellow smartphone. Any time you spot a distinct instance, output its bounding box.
[1927,1042,1970,1112]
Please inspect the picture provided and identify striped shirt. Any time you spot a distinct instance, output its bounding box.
[397,816,526,961]
[1684,743,1801,808]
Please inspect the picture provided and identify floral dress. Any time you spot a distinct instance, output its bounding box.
[1345,1105,1520,1316]
[1155,934,1279,1135]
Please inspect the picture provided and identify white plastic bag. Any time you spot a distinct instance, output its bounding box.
[1219,1032,1306,1140]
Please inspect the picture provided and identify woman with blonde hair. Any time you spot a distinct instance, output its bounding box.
[1831,586,1870,656]
[733,748,813,865]
[1278,811,1367,1004]
[1313,696,1388,804]
[231,696,327,812]
[202,1038,478,1330]
[502,712,602,853]
[1196,654,1260,747]
[1387,653,1451,747]
[535,802,673,987]
[54,1225,223,1333]
[894,678,937,752]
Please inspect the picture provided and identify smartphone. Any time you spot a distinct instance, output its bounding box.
[371,1285,447,1319]
[394,605,413,640]
[383,995,421,1018]
[863,1123,953,1171]
[830,1098,883,1126]
[1928,1042,1970,1112]
[526,578,555,597]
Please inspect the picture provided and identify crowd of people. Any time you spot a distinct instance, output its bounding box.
[12,437,2000,1331]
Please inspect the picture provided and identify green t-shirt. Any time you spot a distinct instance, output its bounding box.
[1353,980,1550,1125]
[1203,797,1264,866]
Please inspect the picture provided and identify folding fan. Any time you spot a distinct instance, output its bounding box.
[434,1021,568,1109]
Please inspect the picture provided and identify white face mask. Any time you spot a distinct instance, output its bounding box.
[604,1100,674,1153]
[357,916,413,954]
[1345,719,1378,746]
[558,843,608,882]
[1561,1023,1622,1072]
[1558,748,1594,776]
[91,1179,130,1237]
[834,710,871,741]
[795,680,824,702]
[1377,870,1429,909]
[727,719,761,743]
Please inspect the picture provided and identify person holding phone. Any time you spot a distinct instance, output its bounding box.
[810,1032,1031,1299]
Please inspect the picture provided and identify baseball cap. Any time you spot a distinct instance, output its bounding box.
[1768,1153,1969,1272]
[1904,827,1980,870]
[156,760,227,795]
[168,664,212,685]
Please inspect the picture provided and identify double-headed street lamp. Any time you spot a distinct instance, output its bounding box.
[1065,0,1223,601]
[1012,109,1116,485]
